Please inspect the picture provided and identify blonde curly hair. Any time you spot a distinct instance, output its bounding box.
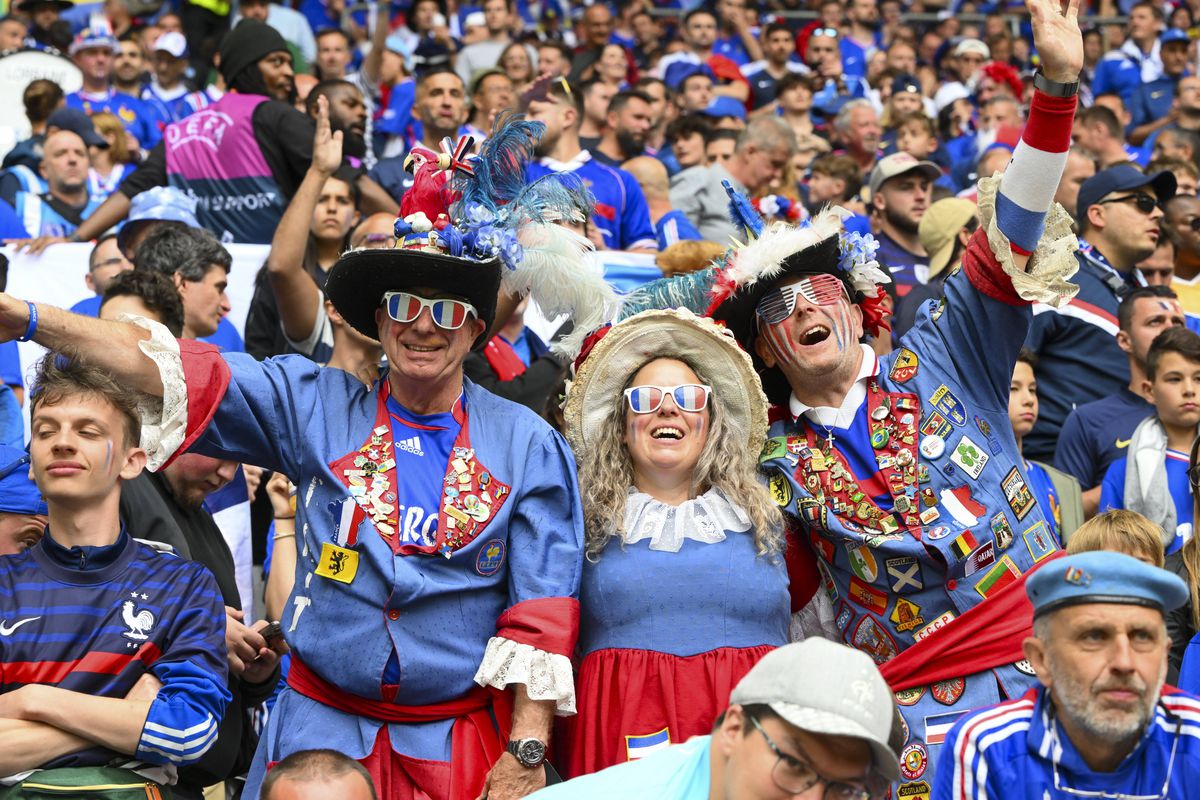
[577,355,783,560]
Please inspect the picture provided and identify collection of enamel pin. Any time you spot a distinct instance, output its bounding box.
[343,424,510,556]
[799,379,936,538]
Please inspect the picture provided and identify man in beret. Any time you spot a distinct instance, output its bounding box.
[0,445,48,555]
[934,551,1200,798]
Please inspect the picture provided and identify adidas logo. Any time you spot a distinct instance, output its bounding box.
[396,435,424,456]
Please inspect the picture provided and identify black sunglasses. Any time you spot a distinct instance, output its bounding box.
[1097,194,1159,214]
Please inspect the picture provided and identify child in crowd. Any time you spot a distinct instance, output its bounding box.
[1010,348,1083,542]
[1065,508,1166,567]
[895,112,939,162]
[1100,327,1200,555]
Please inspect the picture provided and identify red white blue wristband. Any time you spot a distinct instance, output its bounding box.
[17,302,36,342]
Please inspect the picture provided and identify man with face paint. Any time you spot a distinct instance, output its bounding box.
[707,0,1085,786]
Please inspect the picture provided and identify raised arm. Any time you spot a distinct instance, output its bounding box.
[360,2,390,87]
[0,296,163,396]
[267,96,341,344]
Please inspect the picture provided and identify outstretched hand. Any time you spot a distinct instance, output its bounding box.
[312,94,344,177]
[1029,0,1082,83]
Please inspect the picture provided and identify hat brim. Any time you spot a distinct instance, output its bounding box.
[563,309,768,463]
[17,0,72,10]
[769,702,901,784]
[873,163,942,197]
[324,247,501,350]
[710,235,843,405]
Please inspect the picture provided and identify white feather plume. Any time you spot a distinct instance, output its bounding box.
[727,207,846,289]
[506,222,618,357]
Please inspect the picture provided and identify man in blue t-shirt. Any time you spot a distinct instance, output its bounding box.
[524,78,656,252]
[69,234,134,318]
[1055,286,1184,516]
[11,130,104,239]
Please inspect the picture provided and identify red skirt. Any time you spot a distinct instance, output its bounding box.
[559,645,776,778]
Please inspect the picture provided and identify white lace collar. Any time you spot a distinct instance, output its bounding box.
[621,486,752,552]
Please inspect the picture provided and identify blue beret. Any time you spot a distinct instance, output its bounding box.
[0,445,46,516]
[664,61,714,92]
[1027,551,1189,618]
[699,96,746,121]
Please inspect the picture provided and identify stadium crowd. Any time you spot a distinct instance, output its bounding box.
[4,0,1200,796]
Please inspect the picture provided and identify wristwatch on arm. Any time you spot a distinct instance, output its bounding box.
[1032,70,1079,98]
[507,738,547,768]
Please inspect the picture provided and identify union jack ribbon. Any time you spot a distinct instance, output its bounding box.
[440,135,478,176]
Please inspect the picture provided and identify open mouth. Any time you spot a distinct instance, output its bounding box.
[650,426,684,440]
[800,324,831,346]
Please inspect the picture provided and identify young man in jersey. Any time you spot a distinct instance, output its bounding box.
[0,354,229,790]
[934,551,1200,797]
[525,78,657,252]
[65,26,163,152]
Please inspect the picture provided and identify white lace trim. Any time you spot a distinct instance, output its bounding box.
[621,486,752,552]
[473,637,576,715]
[125,315,188,471]
[789,591,840,643]
[976,173,1080,308]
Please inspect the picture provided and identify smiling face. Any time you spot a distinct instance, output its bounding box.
[374,287,485,392]
[754,274,864,394]
[623,359,711,491]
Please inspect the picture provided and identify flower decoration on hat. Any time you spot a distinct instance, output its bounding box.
[705,180,893,339]
[752,194,806,224]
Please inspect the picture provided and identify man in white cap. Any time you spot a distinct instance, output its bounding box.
[529,639,901,798]
[141,31,211,123]
[867,152,941,298]
[951,39,990,84]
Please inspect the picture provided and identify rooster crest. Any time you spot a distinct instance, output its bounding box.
[122,600,156,641]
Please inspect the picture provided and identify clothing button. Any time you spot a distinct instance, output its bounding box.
[947,580,957,591]
[387,609,400,621]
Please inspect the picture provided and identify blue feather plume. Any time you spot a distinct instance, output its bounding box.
[450,112,546,217]
[723,180,764,239]
[506,171,595,226]
[617,266,718,321]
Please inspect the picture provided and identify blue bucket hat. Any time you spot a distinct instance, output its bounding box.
[699,96,746,121]
[1027,551,1189,618]
[0,446,47,516]
[664,61,714,92]
[117,187,201,254]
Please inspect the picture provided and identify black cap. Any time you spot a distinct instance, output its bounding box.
[891,73,922,96]
[45,108,108,149]
[218,19,289,84]
[1076,164,1176,221]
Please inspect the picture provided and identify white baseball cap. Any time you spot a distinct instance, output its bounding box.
[154,31,188,59]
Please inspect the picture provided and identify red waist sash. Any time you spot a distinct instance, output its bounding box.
[288,657,512,799]
[880,552,1063,693]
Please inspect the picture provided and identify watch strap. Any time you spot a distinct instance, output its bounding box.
[1032,70,1079,98]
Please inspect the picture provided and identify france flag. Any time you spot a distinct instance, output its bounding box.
[625,727,672,760]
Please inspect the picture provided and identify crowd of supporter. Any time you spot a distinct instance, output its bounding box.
[6,0,1200,797]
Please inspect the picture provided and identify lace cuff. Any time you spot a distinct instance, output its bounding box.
[473,636,576,715]
[125,315,187,471]
[975,173,1079,308]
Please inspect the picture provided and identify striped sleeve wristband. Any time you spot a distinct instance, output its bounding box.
[994,91,1078,256]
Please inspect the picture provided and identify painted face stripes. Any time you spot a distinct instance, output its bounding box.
[383,292,478,330]
[623,384,713,414]
[755,274,846,325]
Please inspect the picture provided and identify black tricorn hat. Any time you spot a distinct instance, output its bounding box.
[323,247,501,351]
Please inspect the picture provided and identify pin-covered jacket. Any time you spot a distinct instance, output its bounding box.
[132,321,584,792]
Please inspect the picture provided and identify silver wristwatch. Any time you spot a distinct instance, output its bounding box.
[507,737,547,768]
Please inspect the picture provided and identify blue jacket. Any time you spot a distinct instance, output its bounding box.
[933,687,1200,799]
[1130,74,1182,130]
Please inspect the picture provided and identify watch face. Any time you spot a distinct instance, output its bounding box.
[517,739,546,766]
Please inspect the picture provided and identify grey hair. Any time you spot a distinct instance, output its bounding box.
[135,225,232,282]
[736,115,798,156]
[833,98,877,135]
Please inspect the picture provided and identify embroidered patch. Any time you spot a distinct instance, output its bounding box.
[930,384,966,426]
[847,545,879,582]
[975,555,1022,599]
[900,742,928,781]
[852,615,898,664]
[891,598,924,632]
[475,539,506,576]
[848,576,888,614]
[886,556,924,593]
[963,541,996,576]
[1023,521,1056,562]
[759,436,788,463]
[625,727,671,760]
[924,710,969,745]
[931,677,965,705]
[898,780,931,800]
[920,412,953,439]
[315,542,359,584]
[990,511,1014,550]
[1002,466,1036,520]
[913,611,955,642]
[950,435,989,478]
[895,686,926,706]
[768,471,793,508]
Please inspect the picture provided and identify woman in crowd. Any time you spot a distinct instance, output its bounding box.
[560,308,797,778]
[88,112,137,201]
[593,42,631,90]
[499,40,536,96]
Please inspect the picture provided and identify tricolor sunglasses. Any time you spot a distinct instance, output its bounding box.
[382,291,478,330]
[755,274,849,325]
[624,384,713,414]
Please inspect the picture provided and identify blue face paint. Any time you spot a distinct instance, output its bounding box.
[104,440,113,472]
